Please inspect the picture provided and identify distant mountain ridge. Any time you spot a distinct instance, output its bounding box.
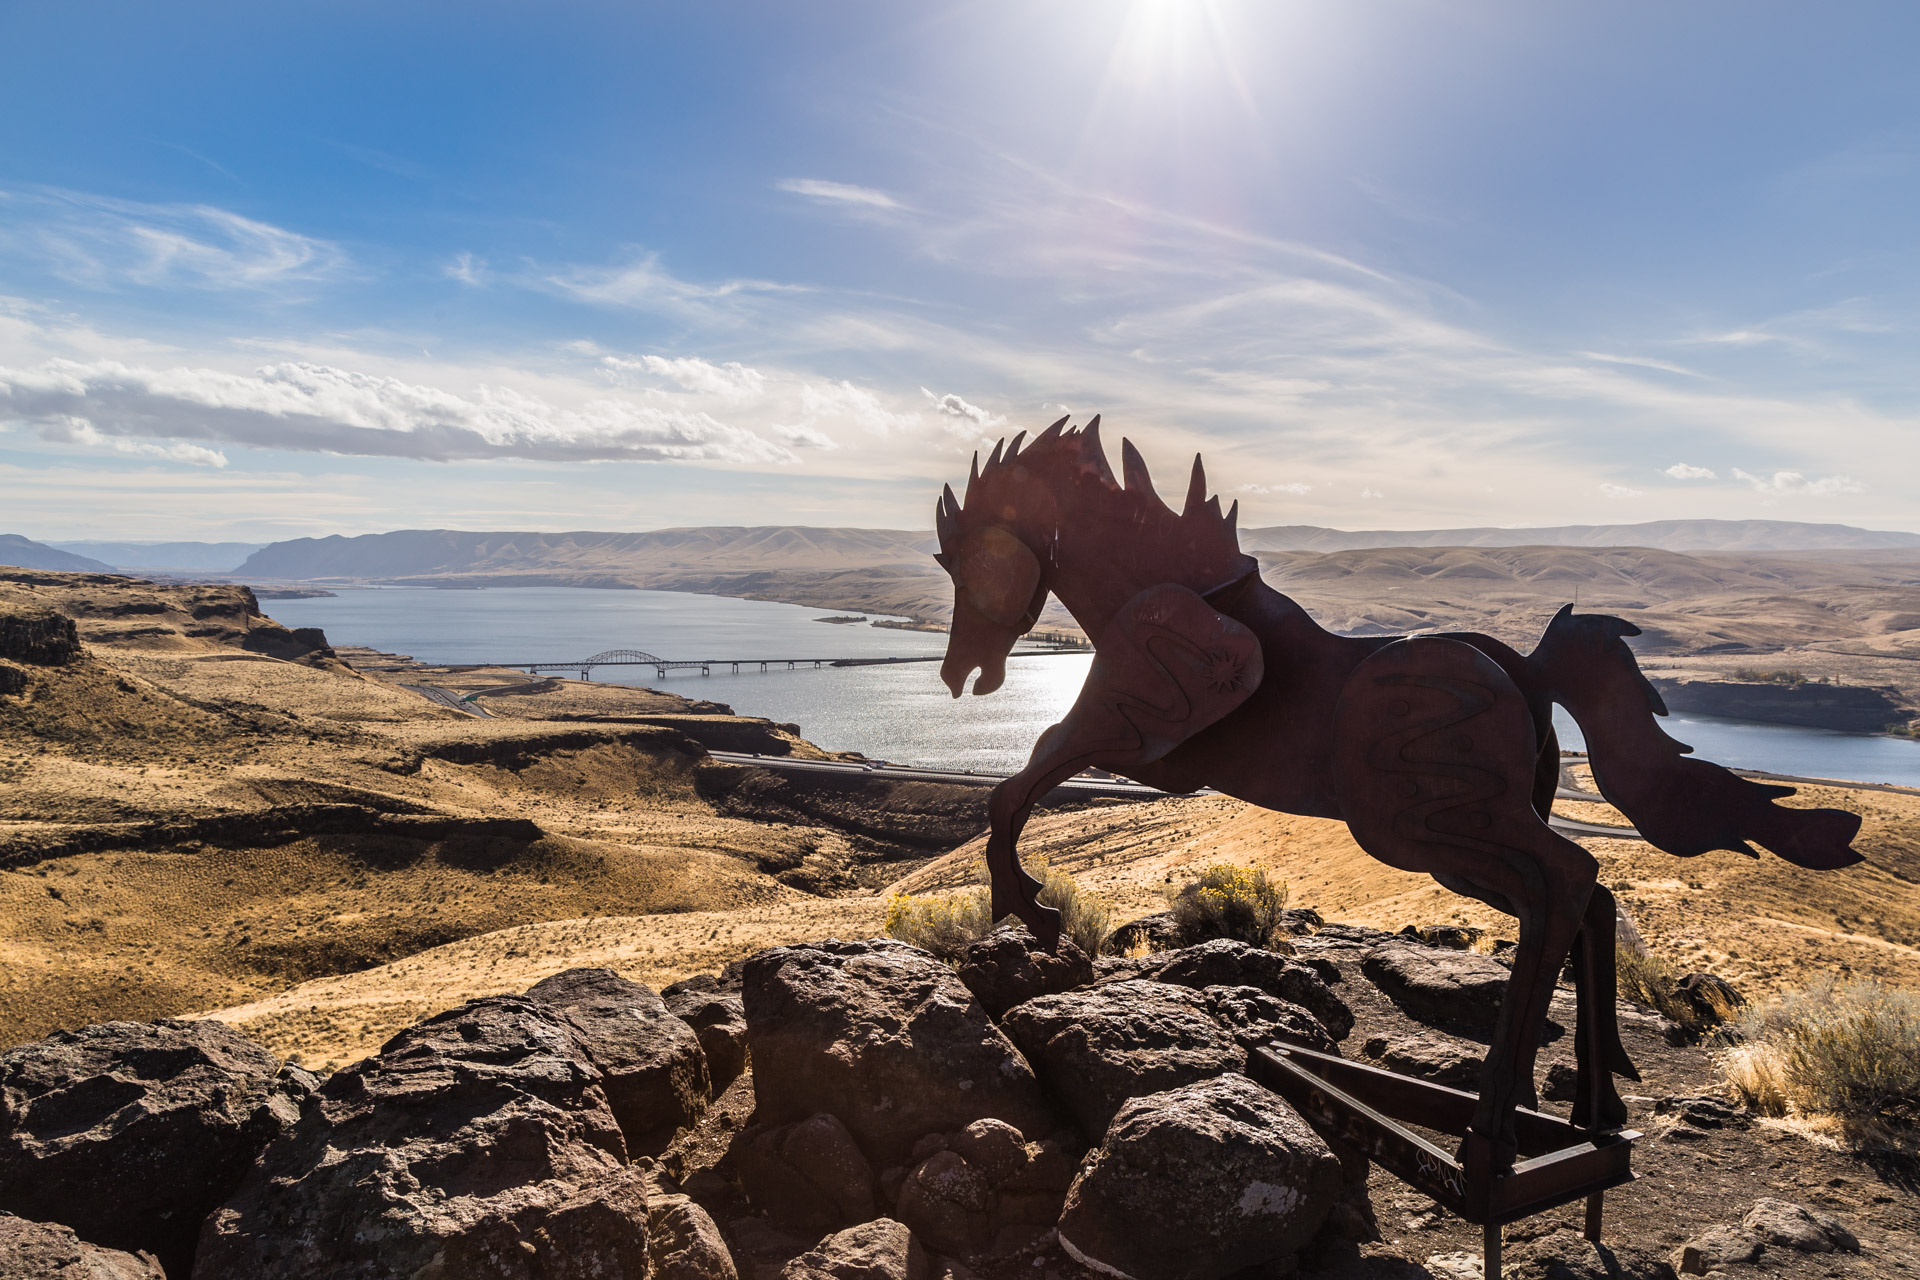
[234,519,1919,582]
[0,535,113,572]
[237,527,935,580]
[49,541,264,573]
[1240,519,1920,553]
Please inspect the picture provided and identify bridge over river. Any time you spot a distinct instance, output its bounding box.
[510,638,1085,681]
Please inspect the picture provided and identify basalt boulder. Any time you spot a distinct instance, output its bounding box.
[955,926,1094,1020]
[649,1193,739,1280]
[1056,1074,1343,1280]
[733,1112,878,1233]
[195,995,651,1280]
[1001,980,1244,1138]
[1099,939,1354,1041]
[0,1213,167,1280]
[1361,940,1511,1027]
[0,1018,313,1279]
[1360,1032,1483,1090]
[780,1218,929,1280]
[1100,912,1182,957]
[1202,986,1338,1057]
[663,987,748,1094]
[742,939,1055,1167]
[1741,1199,1858,1254]
[526,967,711,1153]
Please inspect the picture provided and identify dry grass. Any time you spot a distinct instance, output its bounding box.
[883,857,1111,960]
[1723,977,1920,1153]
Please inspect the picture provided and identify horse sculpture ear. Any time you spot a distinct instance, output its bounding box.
[957,526,1042,629]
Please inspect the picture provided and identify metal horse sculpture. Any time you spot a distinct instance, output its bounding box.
[934,416,1863,1172]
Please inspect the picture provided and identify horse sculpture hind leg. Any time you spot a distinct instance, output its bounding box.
[1332,636,1606,1168]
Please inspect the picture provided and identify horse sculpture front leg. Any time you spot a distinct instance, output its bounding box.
[979,583,1270,951]
[983,725,1091,949]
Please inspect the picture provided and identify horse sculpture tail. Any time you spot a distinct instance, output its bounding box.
[1526,605,1862,870]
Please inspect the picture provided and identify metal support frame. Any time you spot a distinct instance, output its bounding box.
[1248,1046,1637,1280]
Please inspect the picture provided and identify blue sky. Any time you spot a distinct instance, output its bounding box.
[2,1,1916,540]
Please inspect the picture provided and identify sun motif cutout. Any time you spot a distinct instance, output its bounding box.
[1202,649,1246,695]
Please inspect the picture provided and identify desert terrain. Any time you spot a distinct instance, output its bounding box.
[2,566,1915,1078]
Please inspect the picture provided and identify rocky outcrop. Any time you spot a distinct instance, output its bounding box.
[954,927,1094,1020]
[1102,912,1181,956]
[649,1193,739,1280]
[1361,1032,1483,1089]
[742,939,1055,1166]
[0,1214,166,1280]
[1361,940,1510,1026]
[663,986,748,1093]
[735,1112,878,1232]
[893,1119,1080,1260]
[1741,1199,1858,1254]
[1098,939,1354,1041]
[0,1019,313,1278]
[1002,980,1245,1138]
[526,967,711,1153]
[1056,1074,1343,1280]
[781,1218,929,1280]
[0,608,81,665]
[1201,985,1338,1056]
[196,995,650,1279]
[1675,1224,1764,1275]
[1652,676,1904,734]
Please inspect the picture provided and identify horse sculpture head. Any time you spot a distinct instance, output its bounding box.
[933,414,1254,697]
[932,425,1058,697]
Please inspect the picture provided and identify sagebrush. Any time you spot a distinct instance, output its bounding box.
[1168,863,1287,948]
[883,857,1111,961]
[1722,977,1920,1152]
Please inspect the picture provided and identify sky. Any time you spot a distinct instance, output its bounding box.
[2,1,1917,541]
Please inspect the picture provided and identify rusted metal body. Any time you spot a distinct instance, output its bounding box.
[933,416,1863,1180]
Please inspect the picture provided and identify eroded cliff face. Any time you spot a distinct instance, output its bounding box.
[1650,677,1907,734]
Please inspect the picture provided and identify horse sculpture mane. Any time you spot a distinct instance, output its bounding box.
[936,416,1247,587]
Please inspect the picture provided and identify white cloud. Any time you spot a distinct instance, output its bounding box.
[793,380,921,437]
[776,178,905,211]
[1580,351,1702,378]
[0,357,797,465]
[920,388,1005,437]
[0,188,344,291]
[36,415,228,467]
[1240,482,1312,495]
[1731,468,1864,496]
[1359,488,1383,499]
[542,252,803,319]
[1662,462,1716,480]
[1599,483,1643,499]
[772,423,839,451]
[604,354,767,403]
[446,252,484,285]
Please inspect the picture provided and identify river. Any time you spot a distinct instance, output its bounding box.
[266,586,1920,787]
